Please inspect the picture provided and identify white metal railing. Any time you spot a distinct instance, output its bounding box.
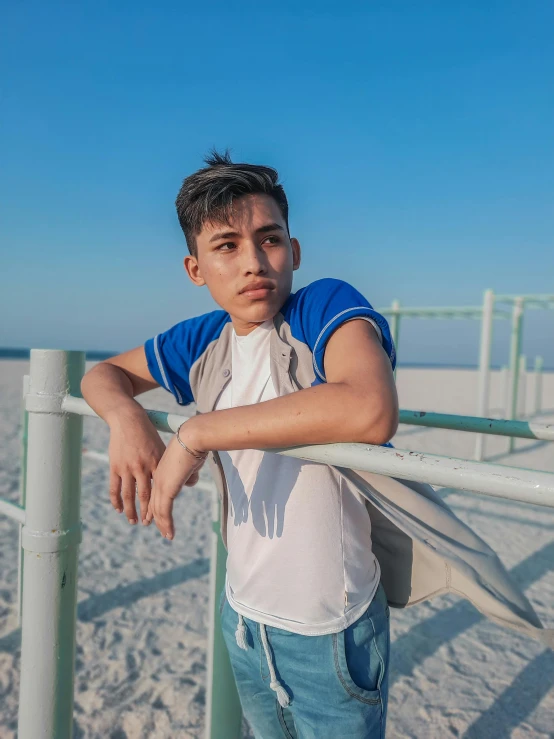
[398,409,554,442]
[64,394,554,506]
[1,348,554,739]
[379,290,554,461]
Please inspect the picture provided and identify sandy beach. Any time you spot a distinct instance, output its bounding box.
[1,359,553,738]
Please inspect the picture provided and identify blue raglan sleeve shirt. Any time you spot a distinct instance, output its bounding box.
[283,278,396,384]
[144,310,231,405]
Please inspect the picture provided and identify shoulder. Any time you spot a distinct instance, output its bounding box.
[282,278,376,322]
[281,277,378,337]
[280,278,396,378]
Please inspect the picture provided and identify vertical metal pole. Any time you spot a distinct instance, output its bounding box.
[518,355,527,418]
[390,300,400,378]
[508,298,524,453]
[18,350,85,739]
[501,366,509,420]
[534,355,544,415]
[205,489,242,739]
[18,375,30,627]
[474,289,494,460]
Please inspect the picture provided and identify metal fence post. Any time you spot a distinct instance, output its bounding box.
[501,366,509,419]
[518,355,527,418]
[18,350,85,739]
[508,298,524,453]
[534,355,544,415]
[18,375,30,626]
[474,289,494,460]
[205,488,242,739]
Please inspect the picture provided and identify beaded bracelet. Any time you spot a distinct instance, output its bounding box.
[176,424,208,461]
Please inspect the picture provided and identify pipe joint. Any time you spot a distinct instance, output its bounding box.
[25,391,67,414]
[22,523,82,553]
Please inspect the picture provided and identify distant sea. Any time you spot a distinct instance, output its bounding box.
[0,347,117,361]
[2,347,548,370]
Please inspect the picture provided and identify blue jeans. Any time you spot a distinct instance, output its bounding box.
[220,583,390,738]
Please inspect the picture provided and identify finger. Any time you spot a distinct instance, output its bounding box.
[145,495,155,525]
[150,488,165,537]
[109,470,123,513]
[146,476,157,525]
[135,472,152,525]
[156,491,175,540]
[121,474,138,524]
[145,499,154,525]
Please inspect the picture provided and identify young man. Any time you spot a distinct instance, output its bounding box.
[82,152,551,738]
[82,151,398,737]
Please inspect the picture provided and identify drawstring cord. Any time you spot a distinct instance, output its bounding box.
[235,614,291,708]
[259,623,291,707]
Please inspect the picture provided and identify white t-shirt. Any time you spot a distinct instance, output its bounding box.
[215,319,380,635]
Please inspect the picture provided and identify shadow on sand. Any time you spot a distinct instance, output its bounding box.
[0,558,209,654]
[390,540,554,735]
[2,539,551,735]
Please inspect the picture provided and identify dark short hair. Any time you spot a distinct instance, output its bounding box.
[175,149,289,257]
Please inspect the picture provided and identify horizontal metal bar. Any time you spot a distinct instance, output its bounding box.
[62,395,185,433]
[63,396,554,509]
[522,303,554,310]
[378,306,510,319]
[495,294,554,304]
[271,444,554,508]
[399,410,554,441]
[0,498,26,525]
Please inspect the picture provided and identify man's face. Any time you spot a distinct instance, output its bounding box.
[184,193,301,335]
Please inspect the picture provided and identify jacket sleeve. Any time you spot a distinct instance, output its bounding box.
[144,321,195,405]
[144,310,230,406]
[293,278,396,382]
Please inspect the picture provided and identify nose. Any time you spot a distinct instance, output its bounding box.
[242,241,268,275]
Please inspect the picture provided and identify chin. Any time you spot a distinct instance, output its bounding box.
[239,301,277,322]
[247,307,276,322]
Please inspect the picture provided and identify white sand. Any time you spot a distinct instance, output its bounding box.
[1,360,553,738]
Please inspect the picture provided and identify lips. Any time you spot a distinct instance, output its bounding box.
[239,280,275,297]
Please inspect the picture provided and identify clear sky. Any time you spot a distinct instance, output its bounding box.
[1,1,553,366]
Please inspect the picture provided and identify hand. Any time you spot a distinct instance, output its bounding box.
[146,421,207,539]
[107,406,166,525]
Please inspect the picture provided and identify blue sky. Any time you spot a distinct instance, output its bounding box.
[1,1,553,366]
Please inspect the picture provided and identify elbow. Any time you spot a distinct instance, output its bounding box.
[80,367,94,400]
[80,361,113,401]
[373,416,398,445]
[356,401,399,446]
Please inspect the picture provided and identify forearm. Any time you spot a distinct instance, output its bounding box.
[186,381,398,453]
[81,364,149,426]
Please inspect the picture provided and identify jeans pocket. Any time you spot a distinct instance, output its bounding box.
[333,591,389,705]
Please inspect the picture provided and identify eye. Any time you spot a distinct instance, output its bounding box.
[263,235,281,245]
[217,242,236,251]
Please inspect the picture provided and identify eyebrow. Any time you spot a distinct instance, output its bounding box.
[209,222,285,243]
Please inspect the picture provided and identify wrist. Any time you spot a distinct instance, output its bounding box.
[176,416,207,455]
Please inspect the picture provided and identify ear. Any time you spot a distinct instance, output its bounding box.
[290,237,302,271]
[184,255,206,287]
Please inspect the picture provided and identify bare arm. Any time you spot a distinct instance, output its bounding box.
[82,345,160,420]
[149,320,398,538]
[81,347,179,525]
[187,318,397,450]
